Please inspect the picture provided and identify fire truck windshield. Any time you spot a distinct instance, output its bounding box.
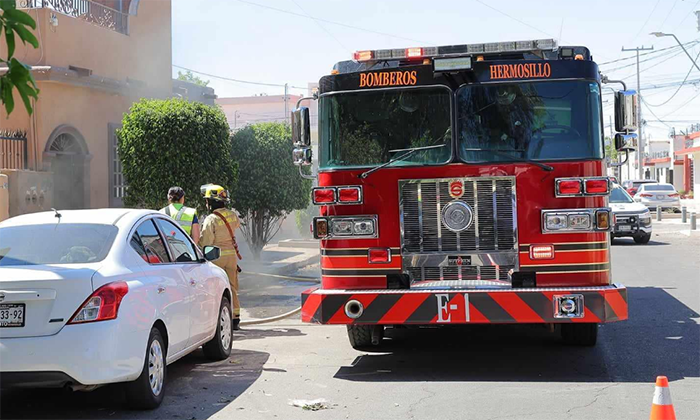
[457,80,603,163]
[319,87,452,169]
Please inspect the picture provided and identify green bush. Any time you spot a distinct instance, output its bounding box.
[117,99,236,211]
[231,123,312,258]
[295,206,317,238]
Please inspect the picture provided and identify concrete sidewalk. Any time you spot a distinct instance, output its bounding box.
[238,239,320,276]
[652,218,700,237]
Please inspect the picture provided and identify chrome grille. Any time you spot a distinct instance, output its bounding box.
[400,177,518,287]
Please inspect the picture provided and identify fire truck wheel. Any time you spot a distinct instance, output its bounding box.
[347,325,382,349]
[560,323,598,346]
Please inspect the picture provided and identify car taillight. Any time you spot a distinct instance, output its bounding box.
[585,179,609,194]
[556,179,582,196]
[337,186,362,204]
[639,193,653,198]
[68,282,129,324]
[312,188,336,204]
[668,193,680,198]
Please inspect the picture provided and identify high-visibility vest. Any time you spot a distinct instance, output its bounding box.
[160,203,197,236]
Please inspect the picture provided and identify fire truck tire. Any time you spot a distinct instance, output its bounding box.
[634,233,651,244]
[347,325,381,349]
[561,323,598,346]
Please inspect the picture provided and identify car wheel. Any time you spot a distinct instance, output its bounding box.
[126,327,166,409]
[634,233,651,244]
[561,323,598,346]
[347,325,384,350]
[203,296,232,361]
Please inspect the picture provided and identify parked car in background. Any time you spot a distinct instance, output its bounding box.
[0,209,233,409]
[610,185,652,244]
[633,183,681,212]
[621,179,657,196]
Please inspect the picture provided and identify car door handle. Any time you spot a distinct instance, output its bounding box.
[157,286,166,294]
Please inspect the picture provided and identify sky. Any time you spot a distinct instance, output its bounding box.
[172,0,700,140]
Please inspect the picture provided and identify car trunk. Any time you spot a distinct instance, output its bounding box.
[0,264,99,338]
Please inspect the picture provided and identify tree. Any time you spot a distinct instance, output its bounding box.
[231,123,312,259]
[117,99,236,212]
[0,0,40,116]
[176,70,210,87]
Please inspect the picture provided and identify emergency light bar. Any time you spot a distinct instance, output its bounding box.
[353,39,557,62]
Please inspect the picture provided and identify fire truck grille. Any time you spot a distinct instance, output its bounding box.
[399,177,518,287]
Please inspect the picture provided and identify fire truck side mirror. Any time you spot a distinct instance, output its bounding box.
[292,107,311,147]
[614,132,637,152]
[293,147,313,166]
[614,90,638,133]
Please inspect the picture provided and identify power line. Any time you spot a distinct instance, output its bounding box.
[659,0,679,30]
[472,0,555,38]
[645,47,700,107]
[289,0,351,53]
[629,0,663,44]
[662,89,700,118]
[598,39,698,66]
[172,64,309,90]
[233,0,431,45]
[642,99,672,128]
[673,0,700,31]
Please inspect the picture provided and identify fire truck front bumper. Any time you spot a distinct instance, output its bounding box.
[301,284,628,325]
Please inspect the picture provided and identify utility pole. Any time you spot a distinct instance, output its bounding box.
[622,45,654,179]
[284,83,289,125]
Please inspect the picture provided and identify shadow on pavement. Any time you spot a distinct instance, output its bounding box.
[611,238,669,246]
[0,348,269,420]
[234,327,305,342]
[334,287,699,383]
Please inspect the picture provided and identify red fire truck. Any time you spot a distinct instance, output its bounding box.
[291,39,637,348]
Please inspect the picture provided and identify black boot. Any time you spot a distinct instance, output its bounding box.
[232,318,240,331]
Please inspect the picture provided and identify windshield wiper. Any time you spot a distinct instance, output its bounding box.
[359,144,447,179]
[464,148,554,172]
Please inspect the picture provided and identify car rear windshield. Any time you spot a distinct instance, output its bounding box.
[610,187,634,203]
[0,224,118,266]
[643,185,675,191]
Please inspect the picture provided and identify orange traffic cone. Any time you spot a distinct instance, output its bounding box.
[650,376,676,420]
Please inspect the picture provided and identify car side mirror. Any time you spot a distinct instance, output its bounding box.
[614,90,638,133]
[203,246,221,262]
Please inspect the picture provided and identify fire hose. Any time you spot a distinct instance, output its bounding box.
[237,271,318,326]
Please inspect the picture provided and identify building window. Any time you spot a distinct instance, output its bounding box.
[109,123,126,207]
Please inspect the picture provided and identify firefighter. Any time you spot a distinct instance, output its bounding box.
[199,184,243,330]
[160,186,200,240]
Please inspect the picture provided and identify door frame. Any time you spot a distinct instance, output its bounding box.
[42,125,92,209]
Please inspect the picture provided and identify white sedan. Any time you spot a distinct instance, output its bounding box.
[0,209,233,409]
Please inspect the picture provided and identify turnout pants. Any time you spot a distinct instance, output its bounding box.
[213,253,240,319]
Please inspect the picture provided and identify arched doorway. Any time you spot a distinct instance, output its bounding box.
[43,126,91,210]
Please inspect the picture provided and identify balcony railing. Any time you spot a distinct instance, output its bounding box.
[18,0,128,34]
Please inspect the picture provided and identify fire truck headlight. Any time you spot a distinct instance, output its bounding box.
[545,214,568,230]
[353,219,375,236]
[332,220,354,236]
[568,214,591,229]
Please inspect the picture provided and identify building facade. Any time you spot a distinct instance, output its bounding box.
[0,0,172,219]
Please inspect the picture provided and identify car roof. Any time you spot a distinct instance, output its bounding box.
[0,208,160,228]
[639,183,674,188]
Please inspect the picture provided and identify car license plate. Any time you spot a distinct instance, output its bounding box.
[618,225,632,232]
[0,304,25,328]
[657,195,664,200]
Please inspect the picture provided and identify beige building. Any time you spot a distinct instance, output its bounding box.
[0,0,172,219]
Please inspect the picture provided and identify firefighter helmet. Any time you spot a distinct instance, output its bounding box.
[201,184,230,203]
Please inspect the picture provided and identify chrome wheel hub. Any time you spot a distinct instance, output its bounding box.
[220,305,232,350]
[148,339,164,396]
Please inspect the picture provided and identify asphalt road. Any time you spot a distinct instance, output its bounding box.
[1,230,698,420]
